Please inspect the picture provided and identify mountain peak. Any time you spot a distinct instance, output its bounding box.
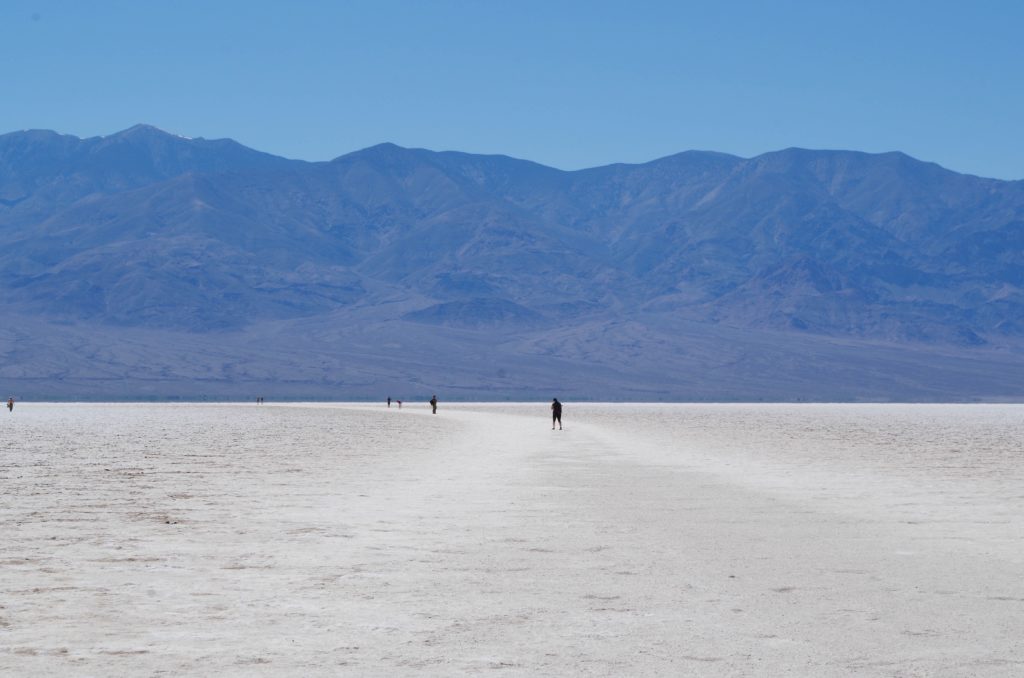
[122,123,168,134]
[332,142,412,163]
[0,128,67,142]
[105,124,197,145]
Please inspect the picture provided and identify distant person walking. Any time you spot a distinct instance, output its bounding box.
[387,397,392,408]
[551,398,562,430]
[430,395,438,414]
[7,397,14,413]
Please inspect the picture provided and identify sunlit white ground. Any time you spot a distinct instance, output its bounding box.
[2,402,1022,676]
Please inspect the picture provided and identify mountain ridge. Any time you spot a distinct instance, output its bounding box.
[2,125,1023,400]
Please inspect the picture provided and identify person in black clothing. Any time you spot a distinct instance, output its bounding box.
[430,395,438,414]
[6,397,13,413]
[551,398,562,430]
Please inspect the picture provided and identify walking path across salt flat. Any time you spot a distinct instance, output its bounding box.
[1,402,1022,676]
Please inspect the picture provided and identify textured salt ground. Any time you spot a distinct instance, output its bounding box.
[1,403,1022,677]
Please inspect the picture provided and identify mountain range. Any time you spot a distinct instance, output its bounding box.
[2,124,1023,401]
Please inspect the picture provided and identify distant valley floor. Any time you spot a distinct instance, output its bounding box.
[3,312,1023,402]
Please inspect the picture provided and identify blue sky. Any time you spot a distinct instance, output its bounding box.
[2,0,1022,178]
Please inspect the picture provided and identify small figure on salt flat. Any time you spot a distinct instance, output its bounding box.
[551,398,562,430]
[7,397,14,412]
[387,396,392,408]
[430,395,438,414]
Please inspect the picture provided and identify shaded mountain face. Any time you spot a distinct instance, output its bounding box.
[1,125,1023,400]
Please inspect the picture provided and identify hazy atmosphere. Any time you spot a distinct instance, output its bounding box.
[2,1,1023,179]
[3,2,1023,677]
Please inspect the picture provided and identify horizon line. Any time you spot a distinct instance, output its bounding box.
[3,124,1018,182]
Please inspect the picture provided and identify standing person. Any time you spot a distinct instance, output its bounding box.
[551,398,562,430]
[6,397,13,413]
[430,395,438,414]
[387,397,392,408]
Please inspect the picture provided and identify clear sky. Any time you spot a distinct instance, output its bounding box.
[2,0,1022,179]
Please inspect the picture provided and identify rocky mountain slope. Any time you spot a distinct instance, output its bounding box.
[1,125,1022,400]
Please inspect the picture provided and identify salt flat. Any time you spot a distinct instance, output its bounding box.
[1,402,1022,676]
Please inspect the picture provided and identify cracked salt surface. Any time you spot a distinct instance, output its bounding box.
[1,402,1023,676]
